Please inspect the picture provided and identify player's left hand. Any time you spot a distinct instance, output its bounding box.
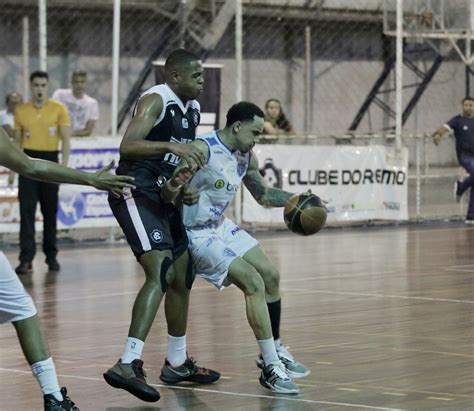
[92,161,136,198]
[181,184,200,205]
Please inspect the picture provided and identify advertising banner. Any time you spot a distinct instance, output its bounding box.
[243,144,408,225]
[0,137,120,233]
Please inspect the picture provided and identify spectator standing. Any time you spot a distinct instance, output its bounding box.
[13,71,71,274]
[52,71,99,137]
[432,96,474,223]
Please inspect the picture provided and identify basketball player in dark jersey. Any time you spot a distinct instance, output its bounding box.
[103,49,219,402]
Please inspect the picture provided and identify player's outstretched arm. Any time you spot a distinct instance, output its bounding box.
[0,128,135,197]
[243,152,293,207]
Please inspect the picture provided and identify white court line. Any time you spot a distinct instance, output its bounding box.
[283,288,474,304]
[0,367,406,411]
[443,264,474,273]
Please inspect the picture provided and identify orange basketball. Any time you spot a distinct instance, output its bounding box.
[283,193,327,235]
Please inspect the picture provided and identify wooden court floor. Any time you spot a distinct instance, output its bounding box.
[0,223,473,410]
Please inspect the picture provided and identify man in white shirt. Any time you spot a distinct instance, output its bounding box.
[0,92,23,137]
[52,71,99,137]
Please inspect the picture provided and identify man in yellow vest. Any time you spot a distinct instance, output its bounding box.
[13,71,71,274]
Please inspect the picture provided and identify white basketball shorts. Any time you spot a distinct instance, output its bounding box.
[186,217,259,290]
[0,252,37,324]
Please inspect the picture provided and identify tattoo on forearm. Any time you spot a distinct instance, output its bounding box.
[263,188,293,207]
[244,170,292,207]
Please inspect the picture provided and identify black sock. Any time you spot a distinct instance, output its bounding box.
[267,299,281,340]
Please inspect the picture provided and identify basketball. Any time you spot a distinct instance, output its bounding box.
[284,193,327,235]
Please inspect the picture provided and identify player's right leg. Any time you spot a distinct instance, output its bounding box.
[227,258,298,394]
[243,245,311,379]
[104,191,180,402]
[103,249,171,402]
[0,252,78,410]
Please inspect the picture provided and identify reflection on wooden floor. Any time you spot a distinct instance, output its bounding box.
[1,223,473,410]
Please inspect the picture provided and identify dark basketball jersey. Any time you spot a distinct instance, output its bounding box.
[116,84,201,192]
[446,115,474,158]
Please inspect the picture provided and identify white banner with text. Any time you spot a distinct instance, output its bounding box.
[243,144,408,224]
[0,137,120,233]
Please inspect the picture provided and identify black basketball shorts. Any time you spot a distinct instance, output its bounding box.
[109,189,188,260]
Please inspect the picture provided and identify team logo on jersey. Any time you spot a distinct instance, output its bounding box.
[214,179,225,189]
[182,118,189,129]
[223,248,237,257]
[237,162,247,177]
[463,125,469,130]
[150,229,163,243]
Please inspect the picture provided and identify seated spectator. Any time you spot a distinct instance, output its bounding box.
[52,70,99,137]
[263,98,293,135]
[0,92,23,137]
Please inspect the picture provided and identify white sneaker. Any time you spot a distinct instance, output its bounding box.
[259,361,299,394]
[276,345,311,378]
[256,345,311,379]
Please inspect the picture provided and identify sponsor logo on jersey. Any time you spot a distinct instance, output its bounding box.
[223,248,237,257]
[214,179,225,189]
[230,226,241,235]
[150,229,163,243]
[226,182,239,192]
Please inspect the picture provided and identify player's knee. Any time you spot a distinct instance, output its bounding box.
[243,271,266,296]
[262,266,280,293]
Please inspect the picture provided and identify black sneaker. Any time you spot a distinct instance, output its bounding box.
[160,355,220,384]
[103,359,160,402]
[15,262,32,275]
[44,387,79,410]
[47,259,61,272]
[465,214,474,224]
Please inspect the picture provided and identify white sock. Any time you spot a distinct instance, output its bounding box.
[167,335,187,367]
[121,337,144,364]
[258,337,279,365]
[31,357,63,401]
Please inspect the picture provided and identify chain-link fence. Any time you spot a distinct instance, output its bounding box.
[0,0,471,244]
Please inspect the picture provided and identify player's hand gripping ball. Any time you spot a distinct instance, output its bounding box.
[283,192,327,235]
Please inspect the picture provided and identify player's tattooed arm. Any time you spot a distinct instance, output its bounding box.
[243,152,293,207]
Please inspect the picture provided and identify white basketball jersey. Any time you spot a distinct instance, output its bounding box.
[183,131,250,228]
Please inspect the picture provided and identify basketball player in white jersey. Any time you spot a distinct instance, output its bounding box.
[0,127,135,410]
[162,102,311,394]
